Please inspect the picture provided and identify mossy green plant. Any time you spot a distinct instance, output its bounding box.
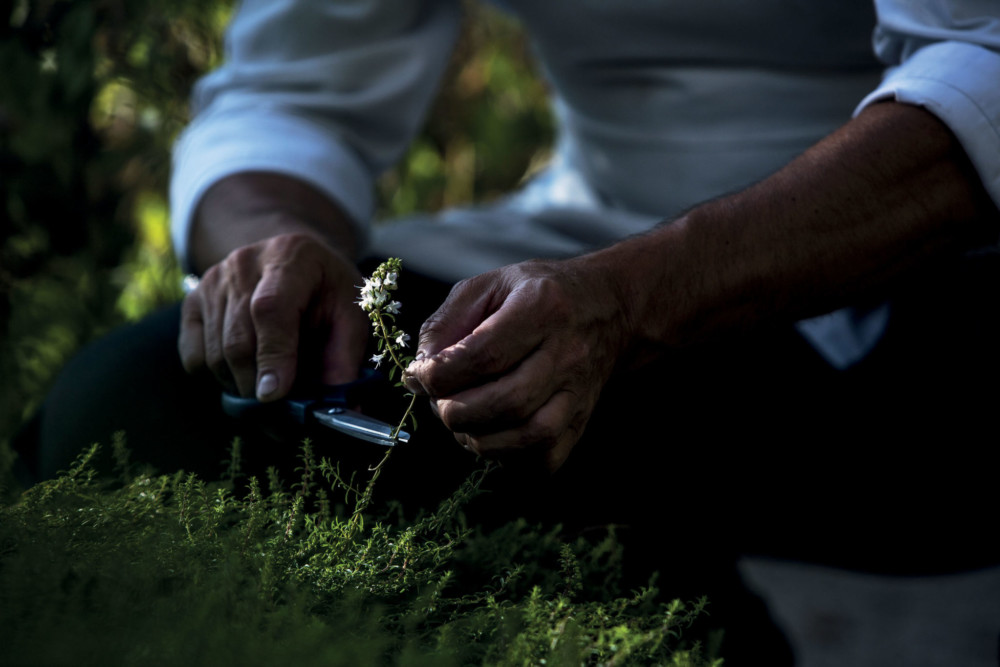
[0,439,720,666]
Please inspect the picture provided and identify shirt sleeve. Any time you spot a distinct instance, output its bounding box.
[169,0,463,269]
[857,1,1000,211]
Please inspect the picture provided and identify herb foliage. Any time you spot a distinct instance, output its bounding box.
[1,439,718,666]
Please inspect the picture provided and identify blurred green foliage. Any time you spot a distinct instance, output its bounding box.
[0,1,554,460]
[377,4,554,216]
[0,0,233,451]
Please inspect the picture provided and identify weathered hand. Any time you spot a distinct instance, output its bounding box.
[178,233,369,400]
[405,257,633,471]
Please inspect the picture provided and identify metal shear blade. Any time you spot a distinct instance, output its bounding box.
[313,406,409,447]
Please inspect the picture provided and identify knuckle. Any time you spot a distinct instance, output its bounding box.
[249,290,286,320]
[226,244,259,270]
[447,277,472,299]
[531,276,571,316]
[469,340,507,374]
[450,273,489,300]
[221,332,254,364]
[496,384,532,422]
[524,412,562,450]
[199,263,223,285]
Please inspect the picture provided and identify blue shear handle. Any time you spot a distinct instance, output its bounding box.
[220,393,322,424]
[220,368,382,424]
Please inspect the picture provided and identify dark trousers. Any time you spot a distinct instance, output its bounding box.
[12,250,1000,664]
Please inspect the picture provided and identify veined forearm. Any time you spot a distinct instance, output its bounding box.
[597,101,999,357]
[189,172,359,274]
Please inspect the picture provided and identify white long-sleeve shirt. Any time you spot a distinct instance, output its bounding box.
[170,0,1000,368]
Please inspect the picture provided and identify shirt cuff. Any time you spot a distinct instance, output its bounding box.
[169,106,375,271]
[855,40,1000,213]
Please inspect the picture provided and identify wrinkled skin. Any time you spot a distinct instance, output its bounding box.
[178,233,369,400]
[405,258,632,472]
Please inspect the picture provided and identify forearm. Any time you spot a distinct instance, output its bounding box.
[189,172,360,274]
[600,102,1000,357]
[400,101,997,468]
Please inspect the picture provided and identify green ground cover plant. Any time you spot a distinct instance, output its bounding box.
[0,437,719,666]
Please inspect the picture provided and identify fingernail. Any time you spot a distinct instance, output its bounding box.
[257,372,278,399]
[414,350,426,361]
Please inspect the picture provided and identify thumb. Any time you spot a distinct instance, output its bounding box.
[405,279,491,395]
[407,273,525,396]
[413,275,499,361]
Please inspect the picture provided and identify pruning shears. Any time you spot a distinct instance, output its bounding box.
[221,368,410,447]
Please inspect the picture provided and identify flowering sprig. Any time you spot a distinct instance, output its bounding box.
[358,258,416,442]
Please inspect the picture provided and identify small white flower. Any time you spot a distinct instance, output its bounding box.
[385,301,402,315]
[361,293,388,311]
[356,282,377,311]
[370,352,386,367]
[384,272,398,289]
[395,332,410,348]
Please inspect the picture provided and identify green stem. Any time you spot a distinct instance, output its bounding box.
[375,312,406,370]
[346,448,394,540]
[373,311,417,439]
[394,392,417,439]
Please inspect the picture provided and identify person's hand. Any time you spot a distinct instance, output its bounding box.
[405,257,633,472]
[178,232,369,400]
